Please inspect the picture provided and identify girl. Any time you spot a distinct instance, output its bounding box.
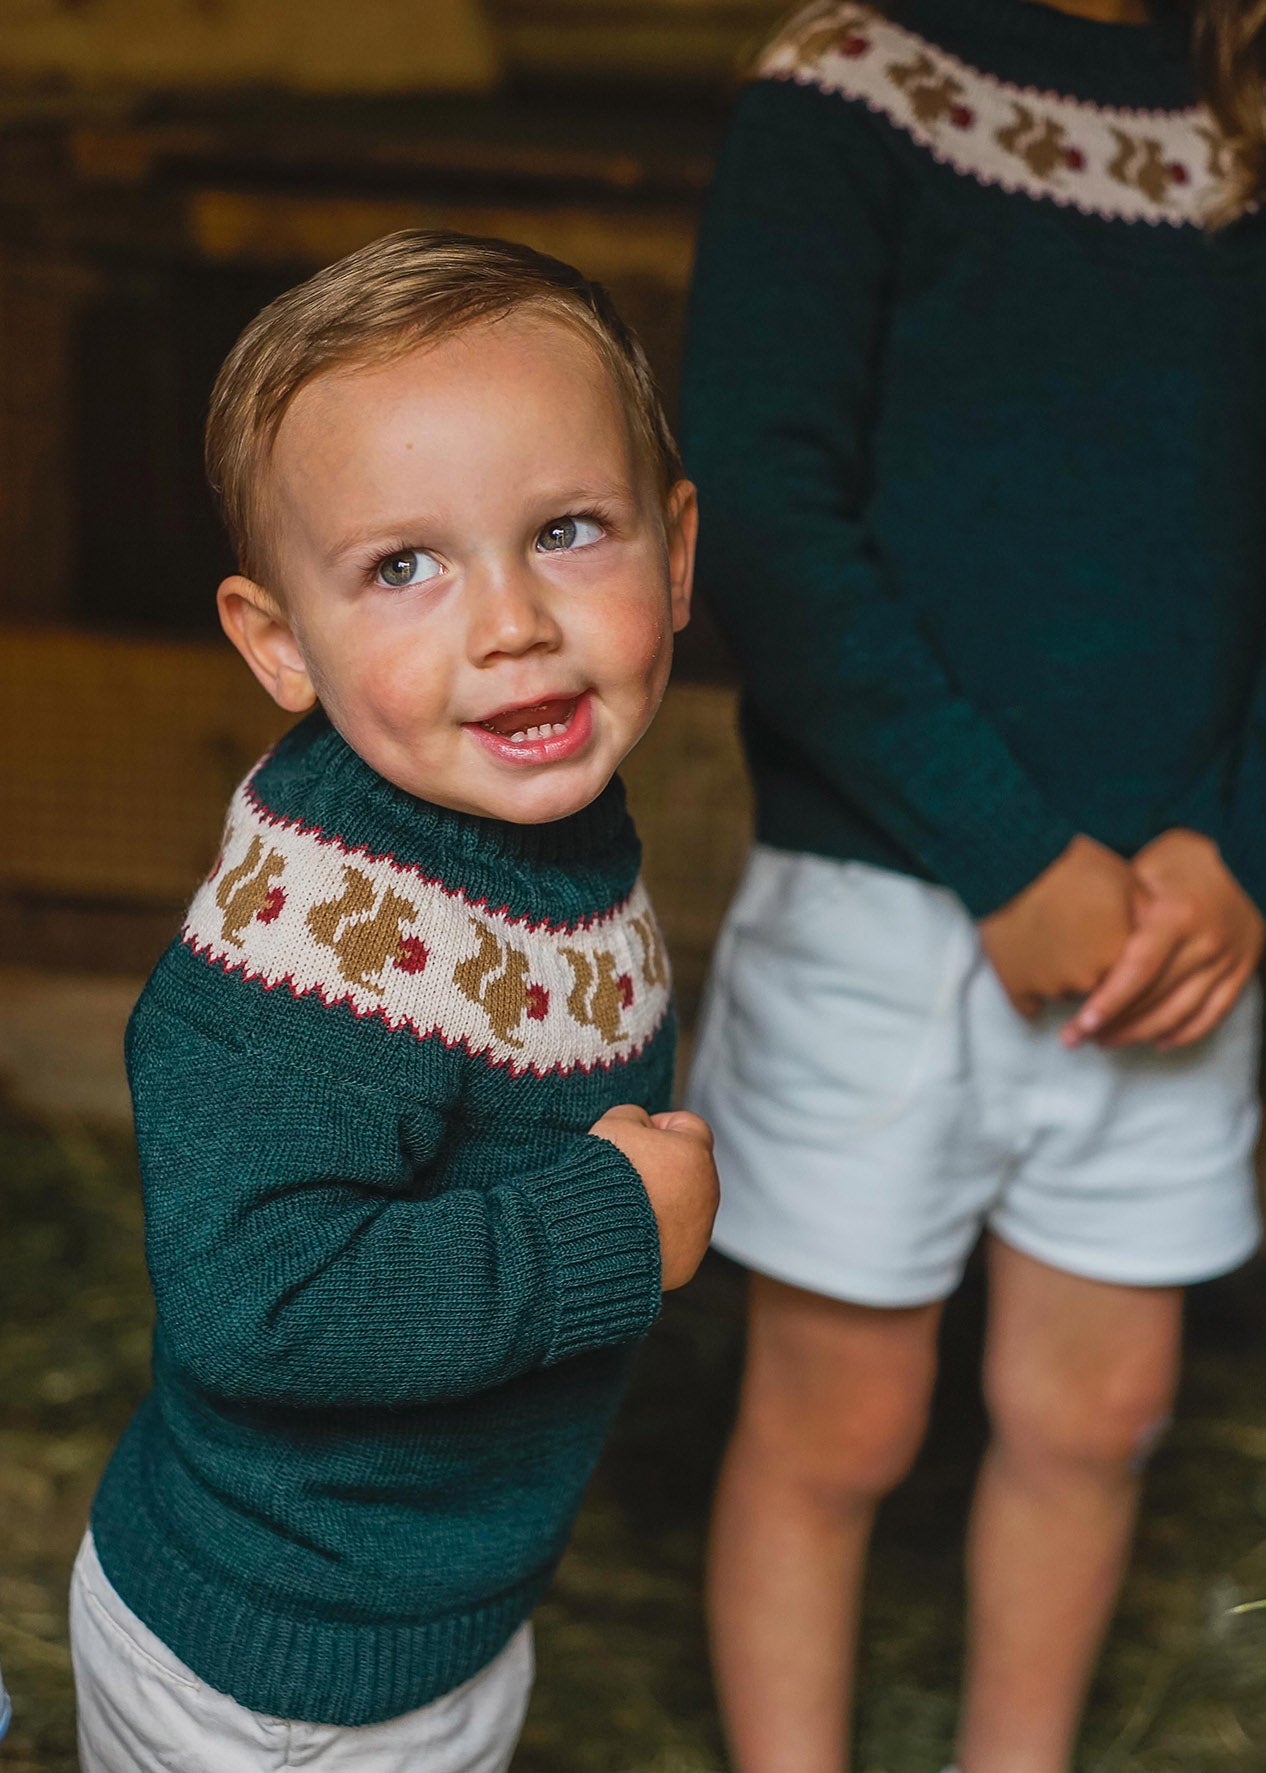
[683,1,1266,1768]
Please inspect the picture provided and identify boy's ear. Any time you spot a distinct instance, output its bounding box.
[217,576,317,714]
[665,479,698,635]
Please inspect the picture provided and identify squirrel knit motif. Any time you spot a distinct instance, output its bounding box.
[187,761,671,1075]
[763,0,1231,225]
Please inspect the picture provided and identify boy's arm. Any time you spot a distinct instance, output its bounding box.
[134,1010,663,1410]
[683,78,1077,920]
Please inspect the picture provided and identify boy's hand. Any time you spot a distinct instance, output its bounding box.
[1063,829,1263,1051]
[590,1105,719,1290]
[979,835,1133,1017]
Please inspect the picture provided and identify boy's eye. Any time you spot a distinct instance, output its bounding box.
[375,549,443,589]
[537,516,604,554]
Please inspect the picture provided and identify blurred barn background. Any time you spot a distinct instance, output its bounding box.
[4,5,1266,1771]
[0,0,771,1004]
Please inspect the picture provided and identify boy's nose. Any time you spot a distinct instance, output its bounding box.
[466,563,564,665]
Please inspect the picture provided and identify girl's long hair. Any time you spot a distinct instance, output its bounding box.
[1193,0,1266,218]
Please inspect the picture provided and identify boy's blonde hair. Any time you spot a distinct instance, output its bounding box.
[205,229,683,583]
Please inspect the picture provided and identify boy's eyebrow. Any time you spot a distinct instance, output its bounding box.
[538,482,633,510]
[325,520,439,566]
[325,485,637,565]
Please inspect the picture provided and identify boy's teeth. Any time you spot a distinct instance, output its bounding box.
[481,697,578,740]
[503,722,569,743]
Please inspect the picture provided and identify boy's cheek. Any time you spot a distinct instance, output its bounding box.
[584,584,675,688]
[310,632,446,736]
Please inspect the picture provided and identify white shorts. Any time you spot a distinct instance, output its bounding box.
[688,847,1262,1306]
[70,1533,533,1773]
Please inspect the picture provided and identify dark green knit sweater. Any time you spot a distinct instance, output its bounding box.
[683,0,1266,917]
[91,712,672,1725]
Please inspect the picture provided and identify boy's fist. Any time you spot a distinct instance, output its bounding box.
[590,1104,719,1290]
[979,834,1133,1017]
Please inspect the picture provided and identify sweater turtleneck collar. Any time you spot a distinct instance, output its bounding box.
[253,709,643,926]
[888,0,1194,110]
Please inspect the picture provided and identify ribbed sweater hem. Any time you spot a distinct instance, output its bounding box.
[91,1428,548,1727]
[751,754,1077,919]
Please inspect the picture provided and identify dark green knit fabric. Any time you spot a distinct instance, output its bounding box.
[683,0,1266,917]
[91,712,671,1726]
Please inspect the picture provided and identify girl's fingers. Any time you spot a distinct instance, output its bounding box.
[1097,962,1227,1049]
[1090,946,1203,1039]
[1061,917,1183,1046]
[1156,970,1251,1051]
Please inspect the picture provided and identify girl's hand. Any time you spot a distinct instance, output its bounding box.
[979,835,1133,1017]
[1062,830,1263,1051]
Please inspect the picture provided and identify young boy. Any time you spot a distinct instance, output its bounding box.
[70,229,718,1772]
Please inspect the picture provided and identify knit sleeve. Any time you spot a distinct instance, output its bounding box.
[131,1009,662,1410]
[1146,690,1266,913]
[682,79,1078,917]
[1180,711,1266,916]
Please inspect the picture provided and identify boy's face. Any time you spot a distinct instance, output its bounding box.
[218,315,695,825]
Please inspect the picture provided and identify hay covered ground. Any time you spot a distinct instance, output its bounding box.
[5,1103,1266,1772]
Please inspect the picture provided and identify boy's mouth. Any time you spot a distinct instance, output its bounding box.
[465,691,595,768]
[478,696,579,743]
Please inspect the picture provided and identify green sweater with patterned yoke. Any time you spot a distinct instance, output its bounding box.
[684,0,1266,918]
[91,711,672,1727]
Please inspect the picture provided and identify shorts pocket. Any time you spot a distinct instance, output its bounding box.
[72,1543,201,1694]
[696,849,972,1138]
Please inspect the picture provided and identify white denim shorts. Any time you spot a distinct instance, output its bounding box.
[70,1532,534,1773]
[688,847,1263,1306]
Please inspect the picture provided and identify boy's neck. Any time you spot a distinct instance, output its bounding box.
[1027,0,1151,22]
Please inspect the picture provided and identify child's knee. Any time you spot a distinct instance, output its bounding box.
[985,1363,1175,1476]
[737,1369,933,1507]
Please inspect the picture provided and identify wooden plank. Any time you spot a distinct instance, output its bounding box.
[0,627,288,903]
[0,257,96,625]
[185,189,696,285]
[0,0,500,94]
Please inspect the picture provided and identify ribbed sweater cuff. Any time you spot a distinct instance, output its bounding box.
[522,1136,662,1364]
[920,801,1080,920]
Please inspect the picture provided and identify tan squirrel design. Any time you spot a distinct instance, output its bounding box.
[306,865,420,994]
[887,50,968,128]
[215,835,287,948]
[452,918,537,1048]
[560,949,630,1045]
[792,11,873,69]
[1194,123,1232,182]
[1107,128,1178,204]
[995,103,1074,179]
[630,913,669,991]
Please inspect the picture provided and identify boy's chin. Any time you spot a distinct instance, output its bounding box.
[477,769,608,827]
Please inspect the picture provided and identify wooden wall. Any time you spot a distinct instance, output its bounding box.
[0,0,498,93]
[0,0,784,95]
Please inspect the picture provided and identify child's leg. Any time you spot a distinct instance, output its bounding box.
[956,1239,1182,1773]
[708,1274,943,1773]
